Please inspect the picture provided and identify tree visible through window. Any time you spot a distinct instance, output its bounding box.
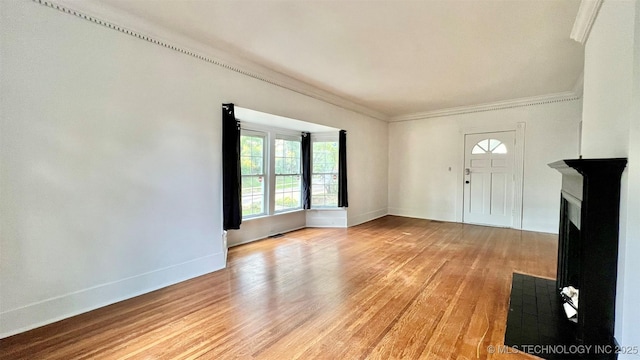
[275,137,302,212]
[312,140,339,207]
[240,132,265,217]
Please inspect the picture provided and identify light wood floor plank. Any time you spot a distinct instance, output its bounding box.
[0,216,555,359]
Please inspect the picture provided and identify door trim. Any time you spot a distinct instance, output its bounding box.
[458,122,525,229]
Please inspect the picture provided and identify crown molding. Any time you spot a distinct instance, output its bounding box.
[30,0,586,125]
[389,91,582,122]
[570,0,603,45]
[36,0,389,122]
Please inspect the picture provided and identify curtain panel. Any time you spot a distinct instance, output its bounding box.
[301,132,312,209]
[338,130,348,207]
[222,103,242,230]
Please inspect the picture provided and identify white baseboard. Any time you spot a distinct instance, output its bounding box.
[387,207,454,223]
[228,225,306,248]
[226,211,307,247]
[389,210,559,234]
[387,207,418,218]
[348,208,388,227]
[0,252,226,339]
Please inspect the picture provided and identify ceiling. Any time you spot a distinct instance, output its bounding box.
[88,0,584,119]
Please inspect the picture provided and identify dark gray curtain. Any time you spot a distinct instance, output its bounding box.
[301,132,312,209]
[338,130,348,207]
[222,103,242,230]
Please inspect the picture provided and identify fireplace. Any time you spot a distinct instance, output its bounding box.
[504,158,626,359]
[551,158,626,348]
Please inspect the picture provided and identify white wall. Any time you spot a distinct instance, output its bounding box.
[346,117,389,226]
[306,208,348,228]
[227,211,306,247]
[582,2,635,159]
[388,100,581,233]
[0,0,388,337]
[581,1,640,357]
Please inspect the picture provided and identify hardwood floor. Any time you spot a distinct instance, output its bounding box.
[0,216,557,359]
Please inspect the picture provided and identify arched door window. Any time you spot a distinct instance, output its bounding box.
[471,138,508,155]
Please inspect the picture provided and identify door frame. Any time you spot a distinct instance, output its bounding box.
[457,122,526,229]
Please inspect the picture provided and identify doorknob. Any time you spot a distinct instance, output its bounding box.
[465,168,470,175]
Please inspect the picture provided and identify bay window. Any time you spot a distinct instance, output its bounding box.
[239,123,339,220]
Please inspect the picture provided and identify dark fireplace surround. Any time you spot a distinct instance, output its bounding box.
[504,158,627,359]
[551,158,626,348]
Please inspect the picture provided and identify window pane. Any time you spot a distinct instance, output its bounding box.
[493,143,508,154]
[275,174,301,212]
[251,138,263,157]
[488,139,501,151]
[275,138,301,175]
[288,139,300,157]
[312,141,338,174]
[291,159,299,174]
[241,142,251,157]
[241,175,265,217]
[275,157,284,174]
[275,139,284,159]
[241,135,265,175]
[311,173,338,207]
[477,139,489,152]
[472,145,486,154]
[251,157,263,175]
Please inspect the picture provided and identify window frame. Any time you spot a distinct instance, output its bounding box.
[310,133,340,209]
[240,129,268,219]
[273,134,303,213]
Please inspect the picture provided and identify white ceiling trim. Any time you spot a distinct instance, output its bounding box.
[39,0,389,121]
[33,0,584,124]
[389,91,581,122]
[570,0,603,44]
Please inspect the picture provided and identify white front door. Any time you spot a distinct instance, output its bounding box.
[463,131,515,227]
